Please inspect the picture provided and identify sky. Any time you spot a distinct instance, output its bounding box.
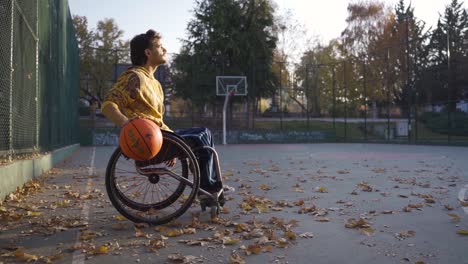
[68,0,464,57]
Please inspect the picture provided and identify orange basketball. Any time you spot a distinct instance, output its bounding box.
[119,118,163,161]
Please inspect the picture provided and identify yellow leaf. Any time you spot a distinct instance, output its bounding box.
[98,245,108,254]
[27,211,42,217]
[240,202,252,211]
[457,229,468,235]
[284,230,296,240]
[259,184,271,191]
[360,227,375,236]
[222,237,240,245]
[255,204,269,214]
[114,215,126,221]
[315,186,328,193]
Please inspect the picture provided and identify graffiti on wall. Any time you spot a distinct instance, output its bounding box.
[93,132,119,146]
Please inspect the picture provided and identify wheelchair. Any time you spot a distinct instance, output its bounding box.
[105,130,226,225]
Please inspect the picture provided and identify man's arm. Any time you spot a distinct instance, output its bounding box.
[101,103,129,127]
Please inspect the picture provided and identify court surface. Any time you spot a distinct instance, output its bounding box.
[1,143,467,263]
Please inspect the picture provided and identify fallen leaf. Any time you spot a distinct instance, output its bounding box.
[360,227,375,236]
[284,231,296,240]
[395,230,416,240]
[345,218,370,229]
[97,245,108,254]
[240,202,252,211]
[424,198,436,204]
[459,199,468,207]
[294,199,305,206]
[315,186,328,193]
[223,237,240,245]
[114,215,126,221]
[357,182,373,192]
[408,203,424,209]
[230,252,245,264]
[448,213,461,222]
[457,229,468,235]
[13,248,39,262]
[444,204,454,210]
[135,228,150,238]
[166,229,184,237]
[26,211,42,217]
[299,232,314,238]
[79,230,98,241]
[245,244,262,255]
[315,217,330,222]
[167,253,198,263]
[255,204,269,214]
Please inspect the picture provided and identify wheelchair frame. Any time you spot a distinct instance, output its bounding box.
[105,131,225,225]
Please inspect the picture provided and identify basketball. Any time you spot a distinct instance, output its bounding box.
[119,117,163,161]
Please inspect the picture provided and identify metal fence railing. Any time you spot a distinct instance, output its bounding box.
[0,0,79,159]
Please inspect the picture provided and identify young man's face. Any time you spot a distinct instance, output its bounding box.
[145,38,167,66]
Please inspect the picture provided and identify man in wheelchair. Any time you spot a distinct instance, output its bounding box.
[101,30,226,216]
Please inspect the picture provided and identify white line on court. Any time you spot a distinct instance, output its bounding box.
[72,147,96,264]
[458,184,468,215]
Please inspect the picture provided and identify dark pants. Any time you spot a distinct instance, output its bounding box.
[175,127,221,192]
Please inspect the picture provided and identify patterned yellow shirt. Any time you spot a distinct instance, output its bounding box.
[101,66,171,131]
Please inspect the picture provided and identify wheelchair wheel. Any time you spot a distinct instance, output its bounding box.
[105,132,200,225]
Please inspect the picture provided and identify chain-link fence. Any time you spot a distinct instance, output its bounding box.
[160,41,468,145]
[0,0,79,159]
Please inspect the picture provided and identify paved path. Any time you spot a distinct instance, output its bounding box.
[1,144,467,263]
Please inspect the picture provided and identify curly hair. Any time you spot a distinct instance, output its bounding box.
[130,29,162,66]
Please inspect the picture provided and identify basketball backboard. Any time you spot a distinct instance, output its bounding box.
[216,76,247,96]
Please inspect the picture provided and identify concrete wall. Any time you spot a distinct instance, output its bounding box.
[0,144,79,200]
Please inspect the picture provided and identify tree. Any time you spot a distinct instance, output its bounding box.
[294,39,341,117]
[339,0,394,117]
[424,0,468,109]
[171,0,277,115]
[368,0,429,114]
[72,16,130,105]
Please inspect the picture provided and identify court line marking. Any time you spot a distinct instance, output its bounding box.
[72,147,95,264]
[458,184,468,215]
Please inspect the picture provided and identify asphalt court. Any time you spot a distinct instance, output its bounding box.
[1,143,467,263]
